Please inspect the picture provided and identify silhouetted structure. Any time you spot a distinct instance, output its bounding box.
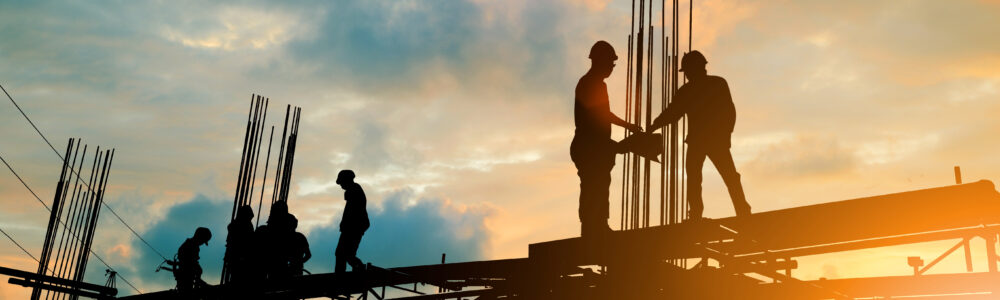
[335,170,369,273]
[221,94,303,284]
[118,180,1000,300]
[16,138,117,300]
[650,50,750,219]
[572,41,644,237]
[174,227,211,291]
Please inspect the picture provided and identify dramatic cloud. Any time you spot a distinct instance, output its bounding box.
[2,0,999,298]
[123,190,491,296]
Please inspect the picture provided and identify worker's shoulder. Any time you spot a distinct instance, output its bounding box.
[347,183,366,195]
[705,75,729,86]
[575,73,605,91]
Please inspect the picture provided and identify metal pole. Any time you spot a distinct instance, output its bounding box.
[257,127,275,228]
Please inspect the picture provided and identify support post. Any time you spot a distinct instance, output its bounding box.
[986,234,998,273]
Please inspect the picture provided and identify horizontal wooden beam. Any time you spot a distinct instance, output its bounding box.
[0,265,116,296]
[756,272,1000,298]
[8,278,110,300]
[530,181,1000,266]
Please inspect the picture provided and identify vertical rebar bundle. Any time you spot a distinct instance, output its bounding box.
[31,138,115,300]
[619,0,693,235]
[221,95,302,284]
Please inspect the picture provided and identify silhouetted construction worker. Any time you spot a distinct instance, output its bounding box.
[649,50,751,220]
[573,40,643,237]
[287,215,311,276]
[334,170,369,273]
[175,227,211,291]
[224,205,254,283]
[260,200,291,279]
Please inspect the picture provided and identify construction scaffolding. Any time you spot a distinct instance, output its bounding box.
[116,180,1000,299]
[220,94,303,284]
[3,138,118,300]
[620,0,694,233]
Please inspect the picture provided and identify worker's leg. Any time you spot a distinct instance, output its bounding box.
[334,232,352,273]
[577,163,613,236]
[707,147,751,216]
[347,232,365,271]
[335,257,347,273]
[686,147,708,219]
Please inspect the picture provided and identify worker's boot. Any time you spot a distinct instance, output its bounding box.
[726,173,751,217]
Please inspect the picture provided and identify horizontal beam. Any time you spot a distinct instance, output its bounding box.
[530,181,1000,266]
[389,289,490,300]
[732,225,1000,263]
[8,278,110,300]
[0,265,116,296]
[717,180,1000,253]
[756,272,1000,298]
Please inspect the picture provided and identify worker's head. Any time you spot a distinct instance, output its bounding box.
[336,169,356,188]
[289,215,298,231]
[193,227,212,245]
[589,40,618,79]
[236,205,254,221]
[679,50,708,81]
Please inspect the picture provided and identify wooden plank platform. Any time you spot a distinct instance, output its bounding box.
[529,181,1000,265]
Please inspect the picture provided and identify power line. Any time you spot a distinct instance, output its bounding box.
[1,83,168,262]
[0,154,143,294]
[0,226,40,263]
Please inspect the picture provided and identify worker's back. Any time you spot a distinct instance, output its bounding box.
[177,238,200,268]
[677,75,736,149]
[340,183,370,233]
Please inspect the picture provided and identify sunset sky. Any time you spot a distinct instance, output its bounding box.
[2,0,1000,298]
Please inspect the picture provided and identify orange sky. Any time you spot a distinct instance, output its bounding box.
[2,0,1000,298]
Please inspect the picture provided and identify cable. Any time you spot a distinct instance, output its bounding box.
[2,83,168,262]
[0,154,143,294]
[0,226,40,263]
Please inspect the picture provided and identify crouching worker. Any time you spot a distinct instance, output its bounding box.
[175,227,211,291]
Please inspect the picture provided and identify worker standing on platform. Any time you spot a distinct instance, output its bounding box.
[648,51,751,220]
[224,205,254,283]
[175,227,211,291]
[287,215,311,276]
[572,40,643,237]
[334,169,369,273]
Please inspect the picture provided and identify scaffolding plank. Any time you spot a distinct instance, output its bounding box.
[716,180,1000,254]
[530,181,1000,265]
[755,272,1000,299]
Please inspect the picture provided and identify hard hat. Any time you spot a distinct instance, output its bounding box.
[194,227,212,245]
[336,169,356,184]
[679,50,707,72]
[237,205,254,220]
[589,40,618,61]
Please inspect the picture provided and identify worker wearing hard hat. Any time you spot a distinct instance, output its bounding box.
[572,41,643,237]
[649,50,751,220]
[175,227,211,291]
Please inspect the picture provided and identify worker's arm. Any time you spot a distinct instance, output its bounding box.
[303,237,312,262]
[649,93,689,131]
[610,113,642,133]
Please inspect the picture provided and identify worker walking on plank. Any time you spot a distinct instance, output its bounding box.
[334,169,369,273]
[649,51,751,220]
[572,40,644,237]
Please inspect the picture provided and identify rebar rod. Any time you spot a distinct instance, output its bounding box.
[257,126,275,228]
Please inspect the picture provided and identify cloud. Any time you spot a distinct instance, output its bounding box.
[127,190,493,293]
[159,5,317,51]
[305,189,494,270]
[130,195,230,292]
[741,133,859,180]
